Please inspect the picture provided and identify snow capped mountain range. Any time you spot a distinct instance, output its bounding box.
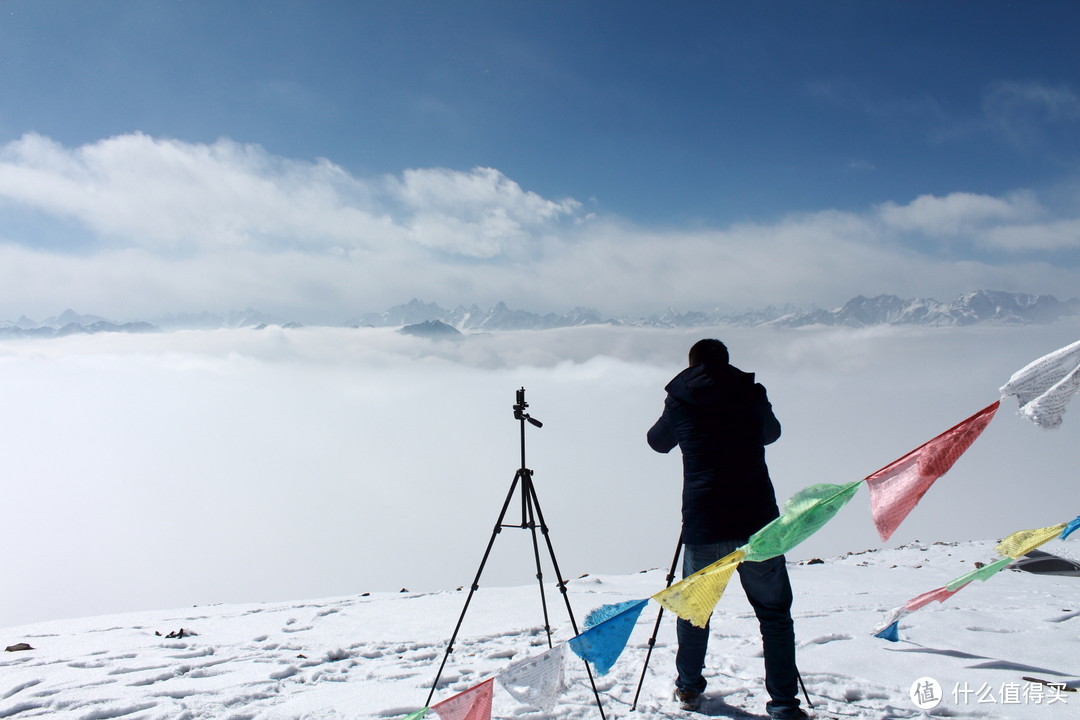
[3,291,1078,337]
[0,309,157,338]
[0,309,278,338]
[354,301,608,332]
[355,290,1080,331]
[768,291,1080,329]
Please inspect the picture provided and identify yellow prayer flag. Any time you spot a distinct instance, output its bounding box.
[995,523,1067,559]
[651,550,745,628]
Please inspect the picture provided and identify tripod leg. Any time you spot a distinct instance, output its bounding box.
[526,480,607,720]
[425,470,524,707]
[522,471,555,648]
[631,534,683,711]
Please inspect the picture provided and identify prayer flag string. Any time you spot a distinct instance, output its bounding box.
[873,517,1077,642]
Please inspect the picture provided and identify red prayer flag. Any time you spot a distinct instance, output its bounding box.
[866,401,999,541]
[903,583,968,611]
[431,679,494,720]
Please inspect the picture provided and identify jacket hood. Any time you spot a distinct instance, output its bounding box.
[665,362,756,407]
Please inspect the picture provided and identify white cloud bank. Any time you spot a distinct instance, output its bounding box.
[2,321,1079,627]
[876,191,1041,238]
[1,133,1079,322]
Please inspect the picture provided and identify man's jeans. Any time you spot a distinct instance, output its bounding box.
[675,541,800,714]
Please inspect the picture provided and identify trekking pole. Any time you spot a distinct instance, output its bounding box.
[797,669,814,710]
[630,533,683,711]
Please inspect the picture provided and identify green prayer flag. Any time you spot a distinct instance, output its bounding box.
[945,557,1012,592]
[399,709,428,720]
[742,480,863,563]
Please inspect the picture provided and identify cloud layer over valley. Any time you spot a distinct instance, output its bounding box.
[3,320,1077,628]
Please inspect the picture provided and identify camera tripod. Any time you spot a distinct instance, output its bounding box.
[426,388,606,718]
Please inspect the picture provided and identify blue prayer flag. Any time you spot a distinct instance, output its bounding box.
[874,620,900,642]
[568,599,649,675]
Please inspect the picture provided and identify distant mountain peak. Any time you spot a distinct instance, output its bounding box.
[398,320,462,338]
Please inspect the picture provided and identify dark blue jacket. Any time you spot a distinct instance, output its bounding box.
[648,362,782,544]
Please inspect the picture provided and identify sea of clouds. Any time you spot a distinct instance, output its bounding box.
[3,319,1078,628]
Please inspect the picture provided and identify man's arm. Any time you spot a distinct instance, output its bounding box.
[647,398,679,453]
[755,384,782,446]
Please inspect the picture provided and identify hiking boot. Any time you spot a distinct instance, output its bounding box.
[767,706,810,719]
[674,687,702,711]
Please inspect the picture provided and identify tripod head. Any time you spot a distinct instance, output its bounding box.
[513,387,543,428]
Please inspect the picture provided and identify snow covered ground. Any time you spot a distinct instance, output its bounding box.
[3,538,1077,720]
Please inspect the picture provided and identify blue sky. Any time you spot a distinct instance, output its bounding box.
[1,1,1079,321]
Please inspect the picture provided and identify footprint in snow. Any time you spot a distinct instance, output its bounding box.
[803,633,852,646]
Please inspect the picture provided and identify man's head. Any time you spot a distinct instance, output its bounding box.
[688,339,729,367]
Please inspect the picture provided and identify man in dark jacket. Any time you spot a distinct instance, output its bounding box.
[648,339,805,719]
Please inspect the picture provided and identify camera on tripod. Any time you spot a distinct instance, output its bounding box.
[513,387,543,428]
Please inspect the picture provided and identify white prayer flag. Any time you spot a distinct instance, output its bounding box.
[1001,339,1080,428]
[496,645,565,711]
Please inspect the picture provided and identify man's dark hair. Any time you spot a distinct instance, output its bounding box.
[688,339,729,367]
